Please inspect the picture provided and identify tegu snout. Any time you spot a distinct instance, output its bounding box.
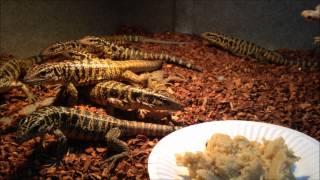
[144,93,183,111]
[40,42,65,57]
[23,63,63,85]
[78,36,106,47]
[158,97,183,111]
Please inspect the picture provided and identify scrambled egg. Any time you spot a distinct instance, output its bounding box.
[176,134,300,180]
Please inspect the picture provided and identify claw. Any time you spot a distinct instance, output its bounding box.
[27,94,37,103]
[101,152,128,173]
[137,109,150,119]
[43,157,63,168]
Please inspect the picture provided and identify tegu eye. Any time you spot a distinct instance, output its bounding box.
[39,71,47,76]
[111,46,118,51]
[89,39,96,43]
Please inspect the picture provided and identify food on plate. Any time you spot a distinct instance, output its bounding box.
[176,133,300,180]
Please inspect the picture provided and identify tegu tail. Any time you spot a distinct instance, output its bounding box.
[123,48,203,72]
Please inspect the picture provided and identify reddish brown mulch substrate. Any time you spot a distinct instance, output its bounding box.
[1,31,320,179]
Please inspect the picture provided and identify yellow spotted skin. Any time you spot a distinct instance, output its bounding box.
[89,80,182,111]
[23,59,163,86]
[0,56,43,102]
[78,36,203,71]
[201,32,319,69]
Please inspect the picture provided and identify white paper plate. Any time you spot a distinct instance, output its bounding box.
[148,120,320,180]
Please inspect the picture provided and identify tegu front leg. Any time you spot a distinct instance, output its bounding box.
[103,127,129,173]
[36,129,68,166]
[66,83,79,105]
[52,129,68,164]
[59,82,79,106]
[11,80,36,103]
[121,70,149,87]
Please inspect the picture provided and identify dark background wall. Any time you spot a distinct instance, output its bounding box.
[0,0,319,57]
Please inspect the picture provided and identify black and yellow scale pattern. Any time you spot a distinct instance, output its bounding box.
[16,106,180,142]
[0,56,43,102]
[16,106,181,170]
[40,40,100,59]
[89,80,183,111]
[23,59,163,86]
[78,36,203,71]
[201,32,319,69]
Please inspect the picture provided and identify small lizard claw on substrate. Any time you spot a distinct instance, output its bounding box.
[101,152,129,176]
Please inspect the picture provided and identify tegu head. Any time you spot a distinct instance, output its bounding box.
[78,36,109,47]
[78,36,122,59]
[142,93,183,111]
[201,32,230,48]
[40,41,81,58]
[23,63,64,85]
[16,108,55,143]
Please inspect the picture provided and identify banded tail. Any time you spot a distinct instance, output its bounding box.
[78,36,202,71]
[102,34,187,45]
[120,48,203,71]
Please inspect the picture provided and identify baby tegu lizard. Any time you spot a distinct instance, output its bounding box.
[101,34,188,45]
[201,32,319,70]
[87,80,183,112]
[78,36,203,71]
[23,57,163,104]
[16,106,181,173]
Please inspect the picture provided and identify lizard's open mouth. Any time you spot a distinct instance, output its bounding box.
[22,78,47,85]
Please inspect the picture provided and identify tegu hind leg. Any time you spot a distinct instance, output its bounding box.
[66,83,79,105]
[39,129,68,166]
[103,127,129,173]
[12,81,36,103]
[121,70,149,87]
